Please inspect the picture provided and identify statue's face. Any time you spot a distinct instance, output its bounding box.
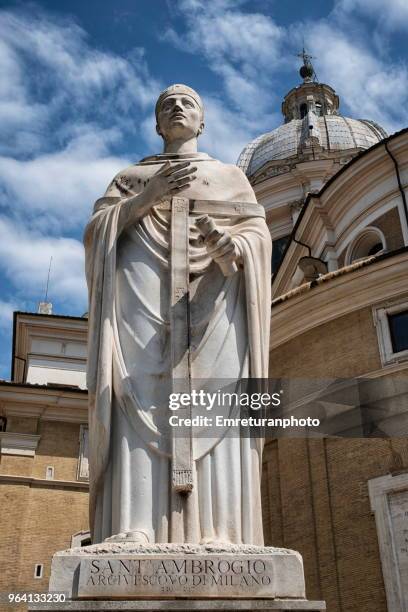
[156,94,204,142]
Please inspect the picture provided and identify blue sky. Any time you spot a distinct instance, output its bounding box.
[0,0,408,378]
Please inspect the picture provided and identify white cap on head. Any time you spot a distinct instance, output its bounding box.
[155,84,204,120]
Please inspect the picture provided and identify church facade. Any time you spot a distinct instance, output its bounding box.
[240,56,408,612]
[0,59,407,611]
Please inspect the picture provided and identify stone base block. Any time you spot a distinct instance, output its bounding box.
[28,599,326,611]
[48,543,306,600]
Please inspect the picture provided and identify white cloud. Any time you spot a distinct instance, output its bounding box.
[0,6,160,312]
[0,39,46,128]
[0,8,161,161]
[160,0,288,163]
[173,0,283,67]
[164,0,283,115]
[199,96,277,163]
[0,10,158,112]
[299,20,408,133]
[0,300,17,331]
[167,0,408,140]
[0,128,130,232]
[0,217,87,311]
[336,0,408,31]
[140,113,163,157]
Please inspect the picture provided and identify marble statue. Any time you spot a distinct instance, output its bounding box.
[84,84,272,546]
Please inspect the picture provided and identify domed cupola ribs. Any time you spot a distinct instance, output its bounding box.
[237,49,387,181]
[299,109,322,153]
[358,119,388,141]
[343,116,358,149]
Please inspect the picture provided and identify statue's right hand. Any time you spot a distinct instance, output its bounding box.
[142,161,197,206]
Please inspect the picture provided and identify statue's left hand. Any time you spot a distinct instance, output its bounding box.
[204,228,242,265]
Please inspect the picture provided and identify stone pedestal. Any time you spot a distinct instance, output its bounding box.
[47,543,306,600]
[28,543,325,611]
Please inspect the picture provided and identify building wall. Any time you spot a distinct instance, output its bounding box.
[0,416,89,599]
[270,307,381,379]
[262,438,408,612]
[0,483,88,593]
[33,421,82,482]
[267,293,408,612]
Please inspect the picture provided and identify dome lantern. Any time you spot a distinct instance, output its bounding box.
[282,49,340,123]
[237,50,387,179]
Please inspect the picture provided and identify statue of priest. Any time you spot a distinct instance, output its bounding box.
[84,84,271,546]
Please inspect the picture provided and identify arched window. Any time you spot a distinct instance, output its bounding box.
[368,242,383,256]
[71,530,91,548]
[300,103,308,119]
[315,101,322,116]
[346,227,386,265]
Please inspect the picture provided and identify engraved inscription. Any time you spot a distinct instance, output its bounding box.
[78,555,279,599]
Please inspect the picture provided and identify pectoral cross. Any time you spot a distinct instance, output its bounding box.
[168,196,266,493]
[170,197,193,492]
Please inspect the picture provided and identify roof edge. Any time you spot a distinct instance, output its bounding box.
[272,246,408,307]
[0,379,88,394]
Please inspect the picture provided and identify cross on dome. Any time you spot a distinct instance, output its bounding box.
[297,47,317,83]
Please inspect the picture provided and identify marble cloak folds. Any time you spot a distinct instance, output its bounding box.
[84,155,272,545]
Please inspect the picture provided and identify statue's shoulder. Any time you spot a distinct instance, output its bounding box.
[215,161,248,178]
[104,163,152,198]
[209,160,256,203]
[209,159,251,182]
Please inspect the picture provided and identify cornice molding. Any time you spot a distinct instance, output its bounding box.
[270,253,408,349]
[0,432,41,456]
[0,473,89,489]
[0,384,88,423]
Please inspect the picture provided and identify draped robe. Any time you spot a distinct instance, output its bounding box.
[84,153,271,545]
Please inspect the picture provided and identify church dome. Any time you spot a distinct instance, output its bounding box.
[238,116,387,176]
[238,52,387,177]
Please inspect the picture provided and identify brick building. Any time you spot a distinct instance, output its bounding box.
[0,312,89,596]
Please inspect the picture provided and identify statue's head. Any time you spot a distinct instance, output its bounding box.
[155,84,204,143]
